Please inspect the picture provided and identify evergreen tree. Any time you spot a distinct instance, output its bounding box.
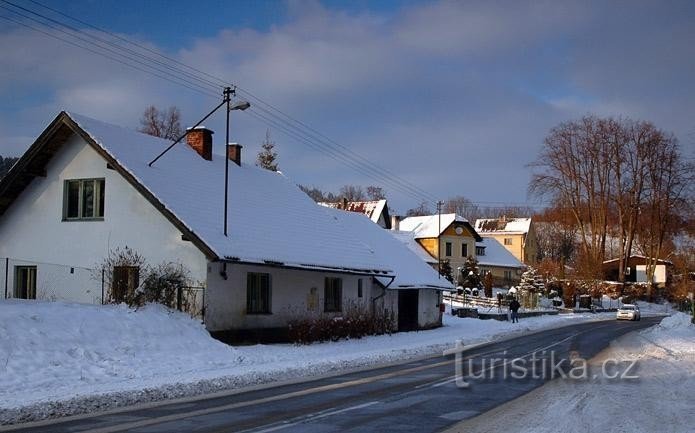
[256,129,279,171]
[439,259,454,284]
[460,256,481,288]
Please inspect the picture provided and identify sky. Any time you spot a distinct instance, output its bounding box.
[1,0,694,214]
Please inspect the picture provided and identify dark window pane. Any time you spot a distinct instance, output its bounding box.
[97,179,105,217]
[66,181,80,218]
[82,180,95,218]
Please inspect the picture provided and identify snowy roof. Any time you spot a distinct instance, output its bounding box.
[475,217,532,234]
[3,112,392,275]
[327,209,454,291]
[399,213,481,241]
[476,238,526,269]
[318,199,389,226]
[389,230,438,264]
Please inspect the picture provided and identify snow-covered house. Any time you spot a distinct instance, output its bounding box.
[398,213,483,280]
[318,199,391,229]
[0,111,401,337]
[602,255,672,287]
[328,209,453,330]
[475,238,526,287]
[474,217,538,265]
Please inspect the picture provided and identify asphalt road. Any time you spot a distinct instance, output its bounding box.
[4,317,661,433]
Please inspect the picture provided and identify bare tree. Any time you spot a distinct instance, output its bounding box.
[366,185,386,201]
[256,129,279,171]
[406,201,432,216]
[339,185,366,201]
[139,106,182,140]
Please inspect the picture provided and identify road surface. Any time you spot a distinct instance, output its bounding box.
[3,317,661,433]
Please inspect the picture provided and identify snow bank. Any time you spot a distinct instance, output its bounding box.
[0,300,238,412]
[448,313,693,433]
[0,300,629,424]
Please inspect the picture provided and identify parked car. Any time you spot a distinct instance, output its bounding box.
[616,304,641,321]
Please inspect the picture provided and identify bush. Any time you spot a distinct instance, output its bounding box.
[137,262,190,309]
[288,305,396,344]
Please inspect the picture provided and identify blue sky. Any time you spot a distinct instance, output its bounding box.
[1,0,694,213]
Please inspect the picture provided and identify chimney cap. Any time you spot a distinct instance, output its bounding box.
[186,126,214,133]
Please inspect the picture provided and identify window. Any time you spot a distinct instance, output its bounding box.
[357,278,363,298]
[445,242,452,257]
[504,270,512,281]
[461,243,468,258]
[112,266,139,303]
[324,277,342,312]
[64,178,105,220]
[476,246,485,256]
[15,266,36,299]
[247,272,272,314]
[504,238,513,245]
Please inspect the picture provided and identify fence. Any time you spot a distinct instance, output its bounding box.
[1,257,205,320]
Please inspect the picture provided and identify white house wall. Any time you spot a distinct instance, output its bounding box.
[205,262,375,331]
[0,134,207,302]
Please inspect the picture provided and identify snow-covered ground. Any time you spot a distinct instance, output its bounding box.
[0,299,662,424]
[447,312,694,433]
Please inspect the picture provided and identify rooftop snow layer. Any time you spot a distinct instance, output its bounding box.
[326,209,453,290]
[476,238,525,269]
[68,113,391,274]
[475,217,532,234]
[399,213,467,238]
[389,230,437,264]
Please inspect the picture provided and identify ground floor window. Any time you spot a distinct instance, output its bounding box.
[247,272,271,314]
[357,278,363,298]
[324,277,342,312]
[112,266,139,302]
[503,270,512,282]
[14,266,36,299]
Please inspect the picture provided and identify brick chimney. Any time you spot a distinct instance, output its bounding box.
[186,126,214,161]
[227,143,243,166]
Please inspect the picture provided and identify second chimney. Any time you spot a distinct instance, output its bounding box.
[227,143,243,166]
[186,126,214,161]
[391,215,400,231]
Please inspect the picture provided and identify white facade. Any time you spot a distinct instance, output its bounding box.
[205,262,374,331]
[636,265,667,284]
[0,134,207,302]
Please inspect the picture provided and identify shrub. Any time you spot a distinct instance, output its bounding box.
[137,262,190,309]
[288,305,396,344]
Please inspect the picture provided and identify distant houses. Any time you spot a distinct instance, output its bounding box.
[474,217,538,265]
[0,111,450,340]
[319,199,391,229]
[397,213,483,281]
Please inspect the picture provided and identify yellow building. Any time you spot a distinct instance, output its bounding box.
[398,213,482,281]
[474,217,538,265]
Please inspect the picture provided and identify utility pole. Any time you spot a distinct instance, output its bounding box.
[223,87,232,237]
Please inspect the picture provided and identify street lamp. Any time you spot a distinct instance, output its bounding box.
[224,87,250,237]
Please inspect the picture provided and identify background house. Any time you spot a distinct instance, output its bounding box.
[475,217,538,265]
[602,255,672,287]
[398,214,483,281]
[476,238,526,287]
[319,199,391,229]
[0,111,398,340]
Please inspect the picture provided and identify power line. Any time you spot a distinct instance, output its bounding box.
[2,0,439,204]
[1,0,553,210]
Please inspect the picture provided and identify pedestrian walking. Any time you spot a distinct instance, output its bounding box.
[509,298,521,323]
